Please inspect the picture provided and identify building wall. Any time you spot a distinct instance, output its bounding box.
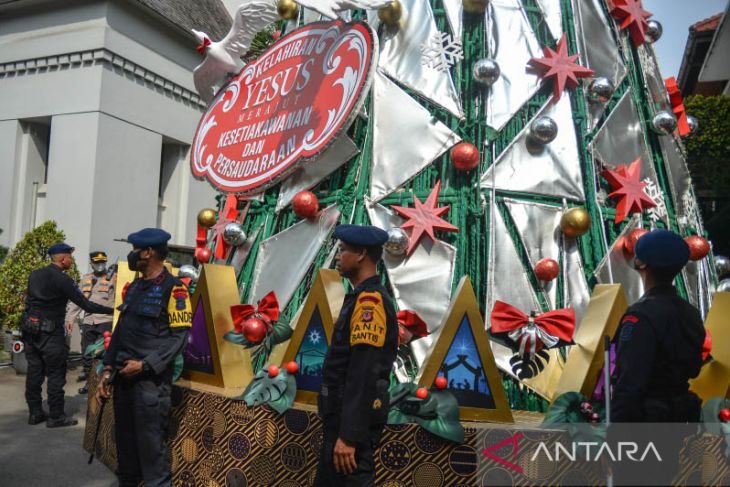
[0,0,216,264]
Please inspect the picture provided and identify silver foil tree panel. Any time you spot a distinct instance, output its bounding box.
[441,0,463,40]
[594,216,644,304]
[365,199,456,371]
[486,0,542,131]
[638,44,671,114]
[536,0,563,40]
[369,0,464,119]
[370,71,462,201]
[481,95,585,202]
[248,205,340,310]
[564,239,592,325]
[657,134,695,229]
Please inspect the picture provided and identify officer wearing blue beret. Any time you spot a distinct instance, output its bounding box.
[96,228,192,487]
[315,225,399,487]
[22,243,114,427]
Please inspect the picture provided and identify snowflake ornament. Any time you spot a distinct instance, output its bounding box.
[679,191,702,229]
[643,178,667,223]
[420,32,463,72]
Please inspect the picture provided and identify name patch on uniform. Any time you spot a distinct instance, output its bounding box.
[350,291,386,347]
[168,285,192,328]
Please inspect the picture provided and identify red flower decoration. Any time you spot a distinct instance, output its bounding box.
[528,34,594,101]
[601,158,656,223]
[391,181,459,256]
[610,0,653,47]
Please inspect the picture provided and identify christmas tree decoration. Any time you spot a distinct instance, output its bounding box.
[702,329,712,363]
[715,256,730,279]
[686,236,711,262]
[691,293,730,402]
[560,207,591,238]
[720,408,730,423]
[391,181,459,256]
[415,387,428,399]
[528,34,594,101]
[294,0,391,19]
[528,116,558,145]
[535,0,563,40]
[242,317,268,344]
[292,190,319,219]
[610,0,653,47]
[210,194,239,259]
[645,19,663,43]
[238,365,297,414]
[178,265,200,283]
[371,0,463,119]
[197,208,217,228]
[302,7,322,24]
[396,309,429,346]
[686,115,699,135]
[195,247,212,264]
[486,0,542,130]
[441,0,463,40]
[384,227,409,256]
[601,158,657,223]
[387,382,465,443]
[472,58,500,86]
[268,365,279,378]
[248,205,340,312]
[370,73,461,202]
[652,110,678,135]
[565,240,592,323]
[450,142,479,172]
[719,280,730,292]
[595,218,644,304]
[223,222,247,247]
[666,77,692,136]
[482,95,585,201]
[420,32,463,72]
[463,0,488,14]
[377,0,402,27]
[277,0,299,20]
[587,77,615,104]
[435,376,448,389]
[643,178,668,224]
[534,258,560,282]
[230,291,281,342]
[285,361,298,374]
[624,228,649,256]
[230,227,260,276]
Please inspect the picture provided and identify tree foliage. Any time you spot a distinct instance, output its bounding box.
[683,95,730,194]
[0,221,79,331]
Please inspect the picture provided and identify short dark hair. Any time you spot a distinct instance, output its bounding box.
[365,245,383,263]
[151,245,169,261]
[649,266,682,284]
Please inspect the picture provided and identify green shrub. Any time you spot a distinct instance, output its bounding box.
[0,221,79,331]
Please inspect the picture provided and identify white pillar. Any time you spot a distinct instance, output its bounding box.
[0,120,21,248]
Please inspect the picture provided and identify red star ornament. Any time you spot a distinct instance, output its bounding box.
[610,0,653,47]
[391,181,459,256]
[528,34,594,101]
[601,158,656,223]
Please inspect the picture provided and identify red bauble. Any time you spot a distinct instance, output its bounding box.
[292,191,319,219]
[103,331,111,338]
[534,258,560,281]
[415,387,428,399]
[624,228,649,255]
[242,317,268,344]
[450,142,480,172]
[435,377,448,390]
[268,365,279,378]
[286,361,299,374]
[104,336,111,350]
[195,247,212,263]
[272,30,281,41]
[719,408,730,423]
[686,235,710,261]
[589,412,601,423]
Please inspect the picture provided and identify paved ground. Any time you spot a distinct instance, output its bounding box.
[0,365,117,486]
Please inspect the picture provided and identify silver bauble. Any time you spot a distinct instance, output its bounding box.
[222,222,247,246]
[652,111,677,135]
[686,115,699,135]
[717,278,730,293]
[714,255,730,279]
[587,77,615,104]
[384,227,409,256]
[473,58,500,86]
[178,264,199,282]
[645,20,663,43]
[529,116,558,145]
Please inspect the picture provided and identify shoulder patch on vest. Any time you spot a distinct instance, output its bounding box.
[350,291,386,347]
[168,285,192,328]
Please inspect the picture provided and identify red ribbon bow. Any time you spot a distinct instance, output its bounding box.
[396,310,429,346]
[230,291,280,333]
[665,77,690,136]
[196,37,211,55]
[490,301,576,358]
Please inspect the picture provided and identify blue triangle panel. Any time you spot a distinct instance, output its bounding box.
[294,305,328,393]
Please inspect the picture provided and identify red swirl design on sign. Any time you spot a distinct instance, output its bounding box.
[191,20,376,194]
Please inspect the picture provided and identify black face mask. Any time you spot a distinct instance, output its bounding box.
[127,250,143,271]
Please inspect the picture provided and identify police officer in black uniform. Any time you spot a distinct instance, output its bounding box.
[95,228,192,487]
[315,225,399,487]
[23,243,114,427]
[611,230,705,485]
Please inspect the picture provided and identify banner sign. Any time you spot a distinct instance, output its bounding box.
[192,20,376,194]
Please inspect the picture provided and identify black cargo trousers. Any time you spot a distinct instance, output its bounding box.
[23,324,69,418]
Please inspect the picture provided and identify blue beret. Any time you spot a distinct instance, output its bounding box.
[127,228,172,248]
[48,243,75,255]
[334,224,388,247]
[634,229,690,270]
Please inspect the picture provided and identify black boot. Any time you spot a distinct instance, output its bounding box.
[28,411,48,425]
[78,386,88,395]
[46,415,78,428]
[77,372,88,382]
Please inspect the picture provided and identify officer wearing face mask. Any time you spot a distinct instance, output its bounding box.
[66,251,117,394]
[22,243,114,427]
[96,228,192,487]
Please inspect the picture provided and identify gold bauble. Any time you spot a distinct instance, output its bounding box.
[378,0,403,27]
[277,0,299,20]
[197,208,218,228]
[560,208,592,237]
[463,0,489,14]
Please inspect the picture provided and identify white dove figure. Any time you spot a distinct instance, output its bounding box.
[193,0,279,102]
[294,0,391,19]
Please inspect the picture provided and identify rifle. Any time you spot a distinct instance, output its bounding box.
[88,369,117,465]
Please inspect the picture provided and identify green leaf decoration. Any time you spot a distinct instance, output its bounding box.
[542,392,607,457]
[84,337,106,359]
[270,321,293,346]
[387,383,464,444]
[172,352,184,382]
[236,367,297,414]
[224,330,254,348]
[268,373,297,414]
[701,397,730,437]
